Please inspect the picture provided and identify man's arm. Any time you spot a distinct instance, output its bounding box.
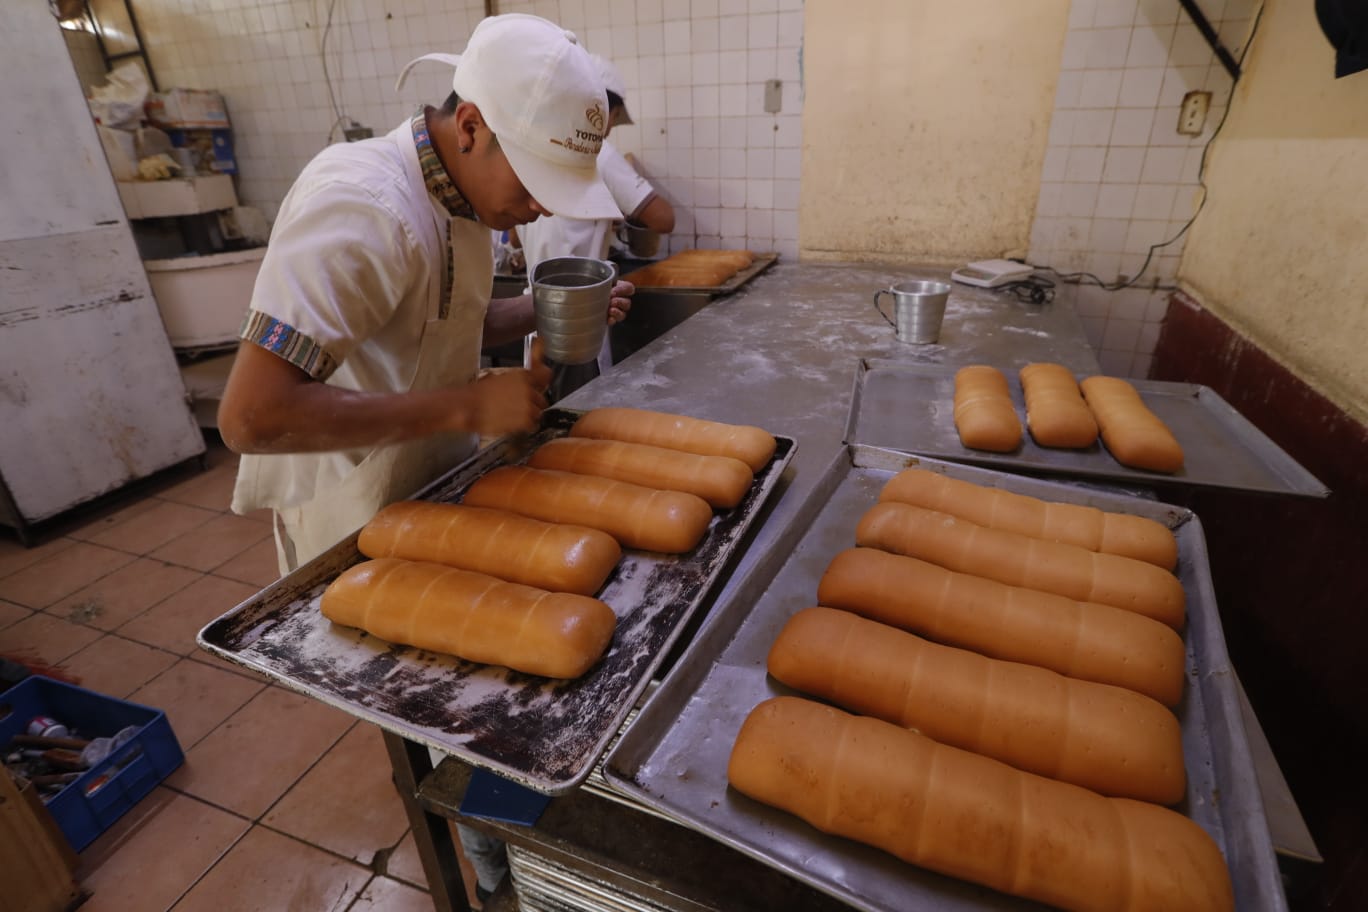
[483,293,537,349]
[630,193,675,235]
[218,342,549,454]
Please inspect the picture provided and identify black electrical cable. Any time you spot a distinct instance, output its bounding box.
[1023,3,1266,293]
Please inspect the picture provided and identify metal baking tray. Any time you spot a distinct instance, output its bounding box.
[197,408,794,795]
[844,359,1328,498]
[603,445,1287,912]
[619,252,779,294]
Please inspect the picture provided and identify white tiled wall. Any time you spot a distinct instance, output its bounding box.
[1029,0,1258,378]
[130,0,804,260]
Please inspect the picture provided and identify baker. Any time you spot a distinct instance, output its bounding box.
[512,53,675,400]
[219,13,633,575]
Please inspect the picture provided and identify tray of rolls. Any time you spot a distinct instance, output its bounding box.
[196,406,794,795]
[603,445,1286,912]
[844,359,1328,497]
[619,249,778,293]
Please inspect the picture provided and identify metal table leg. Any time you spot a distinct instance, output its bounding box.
[383,730,472,912]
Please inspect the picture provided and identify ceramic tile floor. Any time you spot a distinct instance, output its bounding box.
[1,434,480,911]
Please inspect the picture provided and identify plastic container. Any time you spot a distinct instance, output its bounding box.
[0,677,184,851]
[144,246,265,350]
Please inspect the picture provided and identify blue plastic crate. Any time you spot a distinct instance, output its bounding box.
[0,676,184,851]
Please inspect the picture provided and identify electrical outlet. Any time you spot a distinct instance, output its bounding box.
[764,79,782,114]
[1178,90,1211,136]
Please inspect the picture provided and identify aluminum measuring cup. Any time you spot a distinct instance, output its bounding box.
[532,256,617,365]
[873,280,952,344]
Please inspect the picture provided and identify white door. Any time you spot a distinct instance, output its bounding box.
[0,0,204,534]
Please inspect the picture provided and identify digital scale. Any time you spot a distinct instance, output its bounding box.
[951,258,1036,288]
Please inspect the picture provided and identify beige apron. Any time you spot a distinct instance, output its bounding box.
[268,134,492,573]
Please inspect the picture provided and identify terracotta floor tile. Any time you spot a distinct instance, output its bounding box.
[212,537,282,589]
[0,541,136,609]
[385,831,427,887]
[243,507,274,525]
[85,501,219,556]
[64,635,179,700]
[169,823,369,912]
[166,687,353,819]
[47,558,202,631]
[351,875,433,911]
[156,465,238,512]
[147,514,272,573]
[78,788,249,912]
[117,575,259,656]
[63,496,159,545]
[0,611,103,667]
[0,534,76,579]
[263,723,410,865]
[128,657,265,751]
[0,597,31,629]
[386,823,479,903]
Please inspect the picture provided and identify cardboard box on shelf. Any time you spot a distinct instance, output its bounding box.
[145,88,229,130]
[167,128,237,176]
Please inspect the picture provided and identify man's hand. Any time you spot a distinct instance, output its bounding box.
[467,368,548,437]
[608,279,634,325]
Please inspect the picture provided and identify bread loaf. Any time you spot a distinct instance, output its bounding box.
[621,249,755,288]
[462,465,713,554]
[818,547,1186,706]
[568,407,776,472]
[768,607,1185,802]
[952,365,1022,452]
[879,467,1178,569]
[1080,375,1185,473]
[728,697,1234,912]
[856,501,1186,629]
[528,437,754,509]
[358,501,621,595]
[1020,362,1100,448]
[320,559,616,678]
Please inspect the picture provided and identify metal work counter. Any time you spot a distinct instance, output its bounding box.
[387,262,1114,911]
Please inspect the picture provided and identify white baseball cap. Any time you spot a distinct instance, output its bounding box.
[589,54,634,127]
[397,15,619,220]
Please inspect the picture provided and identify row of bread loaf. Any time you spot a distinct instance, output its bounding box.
[726,467,1236,912]
[320,407,776,679]
[954,363,1186,473]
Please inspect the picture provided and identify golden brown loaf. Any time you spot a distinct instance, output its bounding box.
[878,467,1178,569]
[462,465,714,554]
[767,606,1185,803]
[1020,362,1100,448]
[1080,375,1185,473]
[855,501,1186,629]
[952,365,1022,452]
[568,407,776,472]
[621,249,755,288]
[358,501,621,596]
[727,697,1234,912]
[817,547,1186,706]
[320,558,616,678]
[527,437,754,509]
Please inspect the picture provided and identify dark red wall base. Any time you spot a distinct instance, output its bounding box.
[1153,290,1368,911]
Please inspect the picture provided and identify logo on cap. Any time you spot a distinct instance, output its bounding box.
[549,102,605,156]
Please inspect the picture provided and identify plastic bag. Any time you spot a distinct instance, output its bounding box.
[88,61,151,130]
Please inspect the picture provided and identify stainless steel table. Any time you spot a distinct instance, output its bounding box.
[388,262,1306,910]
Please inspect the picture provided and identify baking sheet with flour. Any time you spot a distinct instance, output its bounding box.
[197,408,794,794]
[604,446,1286,912]
[845,360,1328,497]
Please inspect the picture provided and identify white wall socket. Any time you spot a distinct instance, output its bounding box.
[1178,90,1212,136]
